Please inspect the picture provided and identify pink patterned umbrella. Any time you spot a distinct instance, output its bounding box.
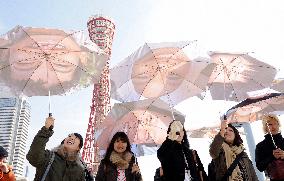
[96,99,185,150]
[207,51,277,102]
[225,93,284,123]
[0,26,108,96]
[110,41,216,106]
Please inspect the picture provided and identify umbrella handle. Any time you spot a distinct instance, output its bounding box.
[48,113,54,130]
[265,120,277,148]
[220,114,227,121]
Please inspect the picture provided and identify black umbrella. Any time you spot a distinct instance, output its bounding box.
[225,92,284,148]
[225,93,284,123]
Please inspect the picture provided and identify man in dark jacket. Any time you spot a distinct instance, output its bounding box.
[255,114,284,181]
[26,116,86,181]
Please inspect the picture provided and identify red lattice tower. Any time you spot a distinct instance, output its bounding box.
[82,14,115,175]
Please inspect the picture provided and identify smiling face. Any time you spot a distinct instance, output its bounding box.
[266,119,280,135]
[224,126,236,145]
[63,134,81,152]
[113,138,128,154]
[131,47,191,98]
[8,27,82,88]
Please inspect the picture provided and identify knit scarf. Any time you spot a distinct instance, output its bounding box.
[110,151,133,170]
[222,143,244,181]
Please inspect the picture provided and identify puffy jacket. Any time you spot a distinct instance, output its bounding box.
[26,127,85,181]
[0,165,16,181]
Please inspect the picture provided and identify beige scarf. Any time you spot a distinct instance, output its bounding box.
[110,151,133,170]
[222,143,244,181]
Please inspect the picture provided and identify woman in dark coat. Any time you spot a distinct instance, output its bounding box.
[95,132,142,181]
[255,114,284,181]
[209,120,258,181]
[157,120,207,181]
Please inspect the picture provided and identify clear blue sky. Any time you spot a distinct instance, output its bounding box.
[1,0,284,180]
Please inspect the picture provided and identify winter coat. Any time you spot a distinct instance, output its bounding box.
[95,153,142,181]
[26,127,85,181]
[209,133,258,181]
[157,139,206,181]
[255,133,284,180]
[0,165,16,181]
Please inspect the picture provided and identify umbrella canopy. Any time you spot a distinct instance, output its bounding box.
[96,99,185,150]
[207,51,277,102]
[110,41,216,106]
[187,126,219,138]
[0,26,108,96]
[271,78,284,92]
[225,93,284,123]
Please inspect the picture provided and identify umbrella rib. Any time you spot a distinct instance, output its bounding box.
[46,58,66,95]
[225,93,281,115]
[208,53,247,84]
[20,27,48,55]
[111,56,208,103]
[122,101,161,145]
[21,61,44,93]
[208,53,275,101]
[0,48,48,93]
[128,108,160,146]
[111,41,197,75]
[18,28,94,55]
[49,30,83,51]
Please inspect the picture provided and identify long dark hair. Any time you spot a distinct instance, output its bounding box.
[104,132,132,161]
[166,120,190,149]
[227,123,243,146]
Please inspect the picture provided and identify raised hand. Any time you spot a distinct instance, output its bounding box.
[131,163,140,174]
[220,120,228,137]
[45,116,55,129]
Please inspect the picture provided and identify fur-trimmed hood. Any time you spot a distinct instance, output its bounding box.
[51,145,85,169]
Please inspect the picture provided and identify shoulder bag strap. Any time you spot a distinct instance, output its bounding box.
[41,151,55,181]
[221,151,244,181]
[192,150,204,181]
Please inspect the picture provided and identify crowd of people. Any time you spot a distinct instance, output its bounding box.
[1,113,283,181]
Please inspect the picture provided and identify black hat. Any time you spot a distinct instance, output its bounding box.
[0,146,8,158]
[74,133,83,149]
[61,133,84,149]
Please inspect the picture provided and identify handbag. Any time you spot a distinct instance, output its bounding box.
[267,159,284,180]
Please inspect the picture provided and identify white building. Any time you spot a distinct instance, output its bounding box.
[0,85,31,177]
